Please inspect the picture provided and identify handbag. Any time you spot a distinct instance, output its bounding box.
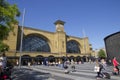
[94,66,100,72]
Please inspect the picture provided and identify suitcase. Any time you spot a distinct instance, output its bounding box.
[103,72,111,79]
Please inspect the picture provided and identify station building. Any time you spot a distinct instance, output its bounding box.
[3,20,92,65]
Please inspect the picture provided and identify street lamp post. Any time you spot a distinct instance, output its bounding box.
[19,8,25,69]
[82,29,86,55]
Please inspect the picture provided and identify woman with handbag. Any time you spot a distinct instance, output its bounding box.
[94,59,104,78]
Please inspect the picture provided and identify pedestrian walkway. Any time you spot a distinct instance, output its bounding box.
[12,63,120,80]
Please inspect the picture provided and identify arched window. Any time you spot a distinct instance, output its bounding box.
[66,40,80,53]
[22,35,50,52]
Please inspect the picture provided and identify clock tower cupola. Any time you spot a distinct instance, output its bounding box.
[54,20,65,32]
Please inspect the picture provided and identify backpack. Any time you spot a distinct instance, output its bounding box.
[64,65,68,69]
[99,64,103,69]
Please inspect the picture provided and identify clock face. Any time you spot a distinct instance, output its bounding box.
[56,24,64,31]
[59,24,63,27]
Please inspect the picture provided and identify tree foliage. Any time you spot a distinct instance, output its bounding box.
[98,49,106,59]
[0,0,20,52]
[0,41,9,52]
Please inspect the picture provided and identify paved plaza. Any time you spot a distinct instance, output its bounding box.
[11,63,119,80]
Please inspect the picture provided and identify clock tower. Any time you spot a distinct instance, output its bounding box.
[54,20,66,54]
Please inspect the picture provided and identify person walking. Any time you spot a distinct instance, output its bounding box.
[28,62,31,69]
[64,60,69,74]
[71,59,75,72]
[95,59,107,79]
[94,59,101,78]
[112,57,119,75]
[0,52,7,68]
[98,60,104,78]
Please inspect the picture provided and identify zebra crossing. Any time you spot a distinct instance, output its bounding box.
[22,63,119,80]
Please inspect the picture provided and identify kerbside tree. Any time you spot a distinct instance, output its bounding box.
[98,49,106,59]
[0,0,20,52]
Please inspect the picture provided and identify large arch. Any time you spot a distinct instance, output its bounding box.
[66,40,81,53]
[22,34,51,52]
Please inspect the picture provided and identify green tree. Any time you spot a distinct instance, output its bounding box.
[98,49,106,59]
[0,0,20,52]
[0,41,9,52]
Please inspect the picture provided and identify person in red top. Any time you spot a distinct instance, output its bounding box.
[112,57,119,75]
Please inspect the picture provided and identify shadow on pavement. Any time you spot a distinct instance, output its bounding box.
[11,68,51,80]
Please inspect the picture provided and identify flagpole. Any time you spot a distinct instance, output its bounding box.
[19,8,25,69]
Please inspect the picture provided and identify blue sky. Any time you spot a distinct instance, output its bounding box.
[8,0,120,50]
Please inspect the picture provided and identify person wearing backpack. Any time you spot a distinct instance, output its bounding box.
[97,59,104,78]
[96,59,110,79]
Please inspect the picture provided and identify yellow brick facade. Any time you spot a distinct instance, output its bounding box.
[3,20,92,64]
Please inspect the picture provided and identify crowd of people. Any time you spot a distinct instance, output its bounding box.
[0,52,119,80]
